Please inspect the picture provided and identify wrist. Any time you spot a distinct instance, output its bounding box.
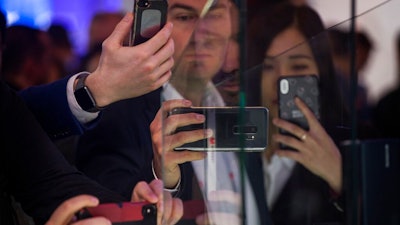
[152,160,181,191]
[73,73,106,112]
[84,72,110,108]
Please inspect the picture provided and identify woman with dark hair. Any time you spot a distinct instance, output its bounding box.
[246,3,348,225]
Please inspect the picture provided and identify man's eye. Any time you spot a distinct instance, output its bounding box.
[175,15,196,22]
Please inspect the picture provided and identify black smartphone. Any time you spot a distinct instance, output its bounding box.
[278,75,320,150]
[169,107,268,151]
[129,0,168,46]
[76,202,156,225]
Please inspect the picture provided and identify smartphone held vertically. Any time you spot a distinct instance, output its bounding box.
[169,107,268,151]
[278,75,320,150]
[129,0,167,46]
[76,202,157,225]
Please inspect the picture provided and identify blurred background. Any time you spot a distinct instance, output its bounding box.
[0,0,399,104]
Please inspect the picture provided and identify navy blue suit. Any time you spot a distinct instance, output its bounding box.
[19,76,87,139]
[0,80,124,225]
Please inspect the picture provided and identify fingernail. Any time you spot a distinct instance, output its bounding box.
[124,13,133,22]
[183,99,192,106]
[196,114,205,121]
[90,197,99,205]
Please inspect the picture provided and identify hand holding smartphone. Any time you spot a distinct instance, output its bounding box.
[278,75,320,150]
[129,0,168,46]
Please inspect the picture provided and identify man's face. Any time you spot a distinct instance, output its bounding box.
[167,0,232,84]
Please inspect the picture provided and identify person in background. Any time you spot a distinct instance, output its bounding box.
[2,25,53,90]
[87,12,125,51]
[47,24,78,81]
[246,3,348,225]
[328,28,375,134]
[373,31,400,138]
[79,43,102,73]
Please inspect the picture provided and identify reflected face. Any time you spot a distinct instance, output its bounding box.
[261,26,319,117]
[168,0,232,83]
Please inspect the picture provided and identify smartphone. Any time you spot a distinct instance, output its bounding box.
[169,107,268,151]
[278,75,320,150]
[76,202,156,225]
[129,0,168,46]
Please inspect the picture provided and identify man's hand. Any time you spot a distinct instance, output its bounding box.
[132,179,183,225]
[86,13,175,107]
[150,99,210,188]
[45,195,110,225]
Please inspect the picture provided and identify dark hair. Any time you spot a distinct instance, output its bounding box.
[328,28,350,57]
[246,3,349,133]
[48,24,72,49]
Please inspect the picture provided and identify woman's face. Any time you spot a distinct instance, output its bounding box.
[261,26,319,117]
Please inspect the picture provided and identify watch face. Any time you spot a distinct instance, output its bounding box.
[74,86,98,112]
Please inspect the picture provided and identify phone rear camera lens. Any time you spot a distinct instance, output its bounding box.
[142,204,157,218]
[137,0,150,7]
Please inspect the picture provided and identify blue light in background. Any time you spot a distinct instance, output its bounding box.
[0,0,51,29]
[0,0,124,55]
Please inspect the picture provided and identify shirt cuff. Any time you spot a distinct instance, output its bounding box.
[67,72,100,124]
[152,160,181,193]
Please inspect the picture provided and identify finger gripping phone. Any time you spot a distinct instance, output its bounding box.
[76,202,157,225]
[169,107,268,151]
[129,0,168,46]
[278,75,320,150]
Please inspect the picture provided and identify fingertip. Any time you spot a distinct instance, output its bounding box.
[206,129,213,137]
[183,99,192,107]
[165,22,173,30]
[90,196,100,205]
[123,12,134,21]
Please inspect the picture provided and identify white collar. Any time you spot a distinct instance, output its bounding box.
[162,82,225,107]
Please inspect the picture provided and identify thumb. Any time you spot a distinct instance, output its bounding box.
[104,13,133,46]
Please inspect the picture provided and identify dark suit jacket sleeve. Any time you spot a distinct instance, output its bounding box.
[18,76,87,139]
[76,90,161,199]
[0,81,125,224]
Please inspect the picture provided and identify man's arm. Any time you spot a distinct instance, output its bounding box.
[19,76,86,139]
[19,13,174,139]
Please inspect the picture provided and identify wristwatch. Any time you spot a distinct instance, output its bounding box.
[74,73,103,112]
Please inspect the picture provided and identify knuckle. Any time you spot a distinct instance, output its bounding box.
[102,40,111,51]
[143,62,156,73]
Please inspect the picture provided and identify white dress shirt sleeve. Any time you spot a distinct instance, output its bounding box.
[66,72,100,124]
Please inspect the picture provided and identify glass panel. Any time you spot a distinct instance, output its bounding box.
[244,1,398,225]
[161,0,397,224]
[160,0,254,224]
